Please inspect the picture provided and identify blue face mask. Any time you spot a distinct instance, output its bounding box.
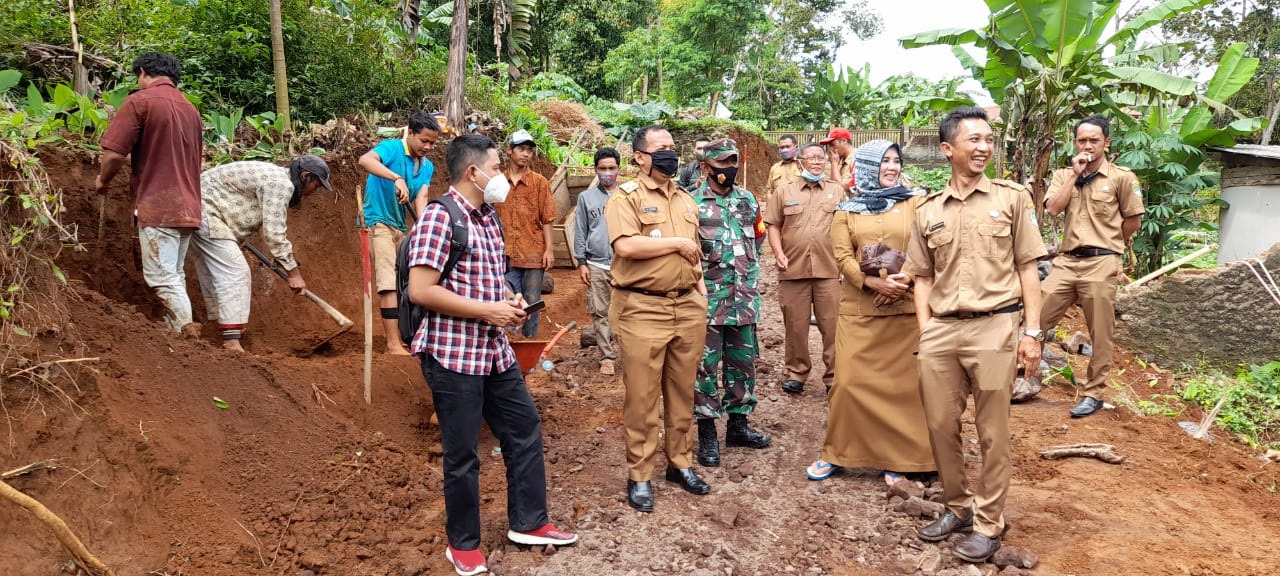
[802,170,824,183]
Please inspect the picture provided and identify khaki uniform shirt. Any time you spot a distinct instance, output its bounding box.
[1047,160,1145,253]
[904,177,1047,317]
[766,160,802,197]
[832,196,922,317]
[606,171,703,292]
[764,178,842,281]
[831,153,854,191]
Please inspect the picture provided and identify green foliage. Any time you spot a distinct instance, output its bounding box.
[903,165,951,192]
[1180,362,1280,449]
[519,73,588,102]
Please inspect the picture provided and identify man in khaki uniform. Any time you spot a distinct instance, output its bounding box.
[765,135,802,197]
[905,107,1045,563]
[765,142,843,395]
[1041,115,1145,418]
[606,125,712,513]
[820,127,855,193]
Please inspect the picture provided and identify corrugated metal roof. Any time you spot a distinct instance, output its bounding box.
[1209,144,1280,160]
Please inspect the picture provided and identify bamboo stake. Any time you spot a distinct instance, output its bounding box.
[1125,243,1218,292]
[0,479,115,576]
[357,186,372,405]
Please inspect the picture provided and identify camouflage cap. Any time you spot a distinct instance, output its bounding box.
[703,138,739,161]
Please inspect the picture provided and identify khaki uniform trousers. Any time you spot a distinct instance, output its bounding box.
[1040,254,1120,399]
[918,311,1019,538]
[587,266,617,362]
[777,278,839,387]
[611,289,708,481]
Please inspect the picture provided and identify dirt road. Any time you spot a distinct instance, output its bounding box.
[1,149,1277,575]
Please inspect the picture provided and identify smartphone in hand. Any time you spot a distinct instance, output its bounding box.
[523,300,546,314]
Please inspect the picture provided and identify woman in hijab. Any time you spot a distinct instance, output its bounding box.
[806,140,935,486]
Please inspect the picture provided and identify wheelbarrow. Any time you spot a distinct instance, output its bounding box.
[510,321,577,374]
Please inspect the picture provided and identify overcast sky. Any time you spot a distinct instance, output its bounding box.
[835,0,1150,105]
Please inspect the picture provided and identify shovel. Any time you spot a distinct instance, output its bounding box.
[244,244,353,352]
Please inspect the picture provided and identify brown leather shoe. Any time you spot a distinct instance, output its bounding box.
[917,509,973,542]
[954,531,1001,563]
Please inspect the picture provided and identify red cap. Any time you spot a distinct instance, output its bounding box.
[820,127,851,145]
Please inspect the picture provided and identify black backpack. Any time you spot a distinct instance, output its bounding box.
[396,195,502,344]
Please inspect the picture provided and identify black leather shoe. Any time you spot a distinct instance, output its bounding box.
[781,380,805,394]
[725,414,771,448]
[626,480,653,512]
[1070,396,1103,418]
[664,467,712,495]
[954,531,1002,562]
[917,509,973,542]
[697,419,720,467]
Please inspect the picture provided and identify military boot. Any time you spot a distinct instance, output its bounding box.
[697,419,720,467]
[725,413,772,448]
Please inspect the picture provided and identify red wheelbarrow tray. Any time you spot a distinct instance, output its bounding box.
[508,321,577,373]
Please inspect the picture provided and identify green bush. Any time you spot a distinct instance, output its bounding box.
[904,165,950,192]
[1180,361,1280,449]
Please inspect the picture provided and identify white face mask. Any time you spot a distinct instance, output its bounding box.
[476,167,511,204]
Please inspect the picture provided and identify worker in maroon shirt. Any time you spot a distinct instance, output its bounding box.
[96,52,204,333]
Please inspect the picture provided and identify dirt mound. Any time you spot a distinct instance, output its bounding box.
[530,100,607,147]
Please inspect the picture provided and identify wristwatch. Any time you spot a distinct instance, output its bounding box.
[1022,329,1044,342]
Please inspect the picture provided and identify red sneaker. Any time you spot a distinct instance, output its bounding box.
[506,522,580,546]
[444,546,487,576]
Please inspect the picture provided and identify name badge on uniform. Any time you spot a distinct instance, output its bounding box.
[784,200,801,207]
[988,209,999,219]
[650,229,662,238]
[927,221,946,233]
[642,206,659,213]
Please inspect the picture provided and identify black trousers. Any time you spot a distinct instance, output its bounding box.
[422,354,549,550]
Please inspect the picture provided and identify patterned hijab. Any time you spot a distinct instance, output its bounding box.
[837,139,918,215]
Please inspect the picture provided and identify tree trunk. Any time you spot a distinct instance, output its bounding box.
[709,91,720,115]
[443,0,469,131]
[641,74,649,103]
[1262,94,1280,145]
[269,0,292,135]
[67,0,89,95]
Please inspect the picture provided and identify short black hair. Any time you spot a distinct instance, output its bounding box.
[1075,115,1110,138]
[409,111,441,135]
[131,52,181,83]
[779,135,798,146]
[447,134,496,184]
[594,147,620,167]
[939,106,989,145]
[633,125,667,153]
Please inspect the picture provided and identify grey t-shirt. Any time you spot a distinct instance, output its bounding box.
[573,185,614,268]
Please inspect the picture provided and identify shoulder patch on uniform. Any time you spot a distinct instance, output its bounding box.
[1113,165,1134,173]
[991,178,1028,192]
[619,181,639,194]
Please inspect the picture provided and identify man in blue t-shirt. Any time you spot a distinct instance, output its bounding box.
[358,111,440,355]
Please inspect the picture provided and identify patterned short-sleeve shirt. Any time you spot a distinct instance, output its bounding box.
[406,188,516,375]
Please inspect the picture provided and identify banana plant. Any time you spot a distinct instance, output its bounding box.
[900,0,1231,220]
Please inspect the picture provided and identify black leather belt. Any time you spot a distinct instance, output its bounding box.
[1067,247,1119,257]
[938,302,1023,320]
[618,286,692,298]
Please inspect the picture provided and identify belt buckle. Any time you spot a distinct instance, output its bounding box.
[955,311,977,320]
[666,290,681,298]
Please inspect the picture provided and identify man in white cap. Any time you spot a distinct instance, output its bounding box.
[493,129,556,337]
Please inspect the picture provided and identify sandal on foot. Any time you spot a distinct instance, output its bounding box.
[883,470,905,486]
[806,459,842,481]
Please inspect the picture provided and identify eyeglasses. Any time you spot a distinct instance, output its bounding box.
[800,155,827,162]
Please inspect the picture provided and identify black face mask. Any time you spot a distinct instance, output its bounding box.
[708,165,738,189]
[648,150,680,177]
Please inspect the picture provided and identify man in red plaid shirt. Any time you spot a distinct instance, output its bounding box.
[405,134,577,576]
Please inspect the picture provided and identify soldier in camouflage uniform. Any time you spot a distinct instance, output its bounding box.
[692,138,773,467]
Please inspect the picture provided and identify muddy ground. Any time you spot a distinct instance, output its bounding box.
[1,149,1278,576]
